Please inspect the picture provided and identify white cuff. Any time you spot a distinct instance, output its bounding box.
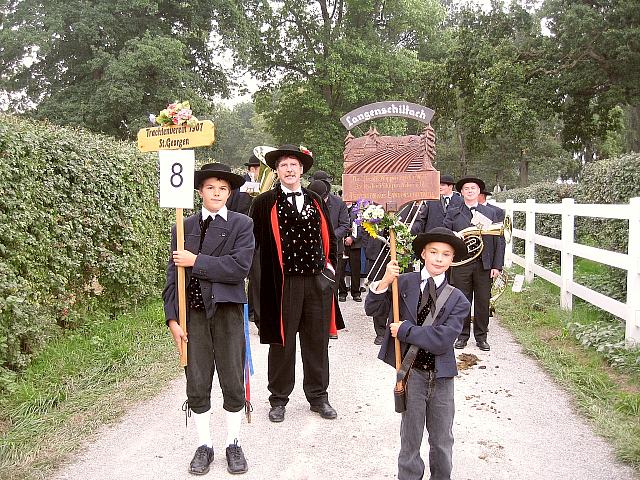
[369,280,388,294]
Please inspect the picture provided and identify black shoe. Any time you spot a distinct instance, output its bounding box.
[310,402,337,419]
[189,445,214,475]
[338,294,347,302]
[454,339,467,349]
[373,335,384,345]
[268,405,285,423]
[352,294,362,302]
[226,440,248,474]
[476,340,491,351]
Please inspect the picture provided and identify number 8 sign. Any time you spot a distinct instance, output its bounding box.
[159,150,195,209]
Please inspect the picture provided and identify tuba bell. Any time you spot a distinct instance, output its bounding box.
[250,145,277,195]
[451,216,512,267]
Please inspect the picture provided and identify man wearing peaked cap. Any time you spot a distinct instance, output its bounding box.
[249,144,344,423]
[163,162,254,475]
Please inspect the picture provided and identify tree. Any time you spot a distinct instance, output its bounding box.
[0,0,229,138]
[539,0,640,158]
[212,0,446,177]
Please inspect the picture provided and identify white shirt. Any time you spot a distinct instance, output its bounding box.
[202,205,228,222]
[280,184,304,213]
[369,266,445,294]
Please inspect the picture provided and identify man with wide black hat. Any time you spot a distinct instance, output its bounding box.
[444,176,505,352]
[163,163,254,475]
[411,174,463,235]
[243,154,261,183]
[249,144,344,423]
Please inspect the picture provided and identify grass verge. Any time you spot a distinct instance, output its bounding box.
[497,275,640,473]
[0,300,179,480]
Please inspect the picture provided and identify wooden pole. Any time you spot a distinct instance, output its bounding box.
[389,229,402,390]
[176,207,188,367]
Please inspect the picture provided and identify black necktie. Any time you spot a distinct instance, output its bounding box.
[427,277,437,316]
[286,191,302,199]
[419,277,438,316]
[199,215,213,251]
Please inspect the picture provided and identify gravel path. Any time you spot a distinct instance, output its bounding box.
[52,296,638,480]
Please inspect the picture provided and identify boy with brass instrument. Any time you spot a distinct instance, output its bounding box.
[365,227,470,480]
[163,163,254,475]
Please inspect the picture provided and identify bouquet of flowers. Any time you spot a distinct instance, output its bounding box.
[150,100,199,127]
[353,199,415,271]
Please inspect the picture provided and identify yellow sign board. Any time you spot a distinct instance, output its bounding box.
[137,120,215,152]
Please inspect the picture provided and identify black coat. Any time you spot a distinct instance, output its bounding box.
[443,203,505,271]
[325,193,350,254]
[162,211,255,323]
[410,194,464,235]
[249,186,344,345]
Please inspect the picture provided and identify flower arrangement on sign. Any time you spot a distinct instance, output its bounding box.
[353,199,415,271]
[150,101,199,127]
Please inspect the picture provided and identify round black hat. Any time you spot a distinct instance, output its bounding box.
[264,144,314,170]
[412,227,467,262]
[455,176,486,193]
[194,163,245,190]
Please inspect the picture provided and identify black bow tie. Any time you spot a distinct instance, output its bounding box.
[286,191,302,198]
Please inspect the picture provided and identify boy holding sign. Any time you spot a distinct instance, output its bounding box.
[163,163,254,475]
[365,227,470,480]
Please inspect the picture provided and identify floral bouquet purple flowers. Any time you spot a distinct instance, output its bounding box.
[353,199,415,270]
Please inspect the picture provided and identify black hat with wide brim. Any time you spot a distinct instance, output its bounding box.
[194,163,245,190]
[307,179,329,198]
[440,174,455,185]
[311,170,332,182]
[455,176,486,193]
[264,144,314,170]
[412,227,467,262]
[244,154,261,167]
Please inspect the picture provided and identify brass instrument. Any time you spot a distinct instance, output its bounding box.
[251,145,277,195]
[490,269,509,310]
[451,216,512,267]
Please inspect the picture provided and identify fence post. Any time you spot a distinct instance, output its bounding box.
[525,198,536,283]
[626,197,640,346]
[504,199,514,268]
[560,198,574,311]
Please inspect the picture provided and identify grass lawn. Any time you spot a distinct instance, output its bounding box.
[496,274,640,472]
[0,300,179,480]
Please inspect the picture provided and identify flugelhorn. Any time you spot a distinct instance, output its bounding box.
[451,216,512,267]
[252,145,277,195]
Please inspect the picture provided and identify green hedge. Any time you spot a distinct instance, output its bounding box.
[0,114,172,390]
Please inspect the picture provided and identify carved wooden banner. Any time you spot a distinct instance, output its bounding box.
[341,122,440,209]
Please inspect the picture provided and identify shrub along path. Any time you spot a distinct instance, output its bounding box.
[51,296,637,480]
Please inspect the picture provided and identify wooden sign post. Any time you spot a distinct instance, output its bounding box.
[340,102,440,409]
[138,120,215,367]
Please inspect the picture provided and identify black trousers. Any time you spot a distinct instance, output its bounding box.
[185,304,246,414]
[339,246,361,296]
[268,274,332,407]
[449,259,491,342]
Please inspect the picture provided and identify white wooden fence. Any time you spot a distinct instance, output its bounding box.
[493,197,640,345]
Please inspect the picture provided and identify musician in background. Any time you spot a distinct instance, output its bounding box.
[444,177,504,352]
[411,174,463,235]
[244,154,261,182]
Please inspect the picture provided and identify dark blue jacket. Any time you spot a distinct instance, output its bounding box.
[365,272,470,378]
[162,211,255,323]
[410,194,464,235]
[443,203,505,271]
[325,193,350,254]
